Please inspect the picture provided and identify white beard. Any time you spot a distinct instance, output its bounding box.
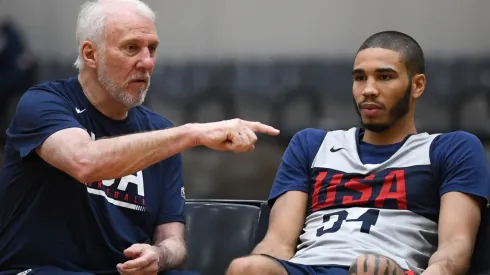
[96,56,151,108]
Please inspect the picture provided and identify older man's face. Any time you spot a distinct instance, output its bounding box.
[96,11,159,108]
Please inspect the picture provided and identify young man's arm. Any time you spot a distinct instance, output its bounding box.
[252,191,308,259]
[423,132,490,275]
[252,129,326,259]
[424,192,483,275]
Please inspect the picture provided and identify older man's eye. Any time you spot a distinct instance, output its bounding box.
[126,45,138,52]
[148,45,157,53]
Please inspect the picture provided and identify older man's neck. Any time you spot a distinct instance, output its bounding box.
[78,72,129,120]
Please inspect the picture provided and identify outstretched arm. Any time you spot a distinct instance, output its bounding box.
[11,90,279,184]
[37,119,279,183]
[37,126,194,183]
[11,90,278,183]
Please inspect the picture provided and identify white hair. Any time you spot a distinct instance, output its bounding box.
[73,0,156,70]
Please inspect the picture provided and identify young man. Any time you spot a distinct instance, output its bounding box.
[0,1,279,274]
[226,31,490,275]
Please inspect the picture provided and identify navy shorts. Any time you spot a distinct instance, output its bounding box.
[263,255,349,275]
[0,267,200,275]
[263,255,416,275]
[0,267,93,275]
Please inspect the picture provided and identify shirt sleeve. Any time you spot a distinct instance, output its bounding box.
[268,128,326,206]
[431,131,490,203]
[155,151,186,225]
[148,116,186,225]
[7,89,84,158]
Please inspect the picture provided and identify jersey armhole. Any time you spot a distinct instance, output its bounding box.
[428,134,443,183]
[305,129,329,203]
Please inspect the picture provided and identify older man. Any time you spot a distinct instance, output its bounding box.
[0,0,279,274]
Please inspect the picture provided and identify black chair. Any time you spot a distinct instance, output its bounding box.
[468,205,490,275]
[185,200,489,275]
[184,199,270,275]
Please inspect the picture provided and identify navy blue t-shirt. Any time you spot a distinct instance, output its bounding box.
[270,128,490,214]
[0,77,185,274]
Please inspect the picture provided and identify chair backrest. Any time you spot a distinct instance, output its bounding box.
[468,205,490,275]
[184,200,268,275]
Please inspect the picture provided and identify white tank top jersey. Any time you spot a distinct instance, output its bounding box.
[269,127,490,275]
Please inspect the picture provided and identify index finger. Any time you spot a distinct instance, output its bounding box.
[243,121,280,136]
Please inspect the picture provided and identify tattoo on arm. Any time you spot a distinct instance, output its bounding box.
[364,256,368,273]
[384,258,389,275]
[349,254,405,275]
[391,260,399,275]
[349,259,358,275]
[373,254,380,275]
